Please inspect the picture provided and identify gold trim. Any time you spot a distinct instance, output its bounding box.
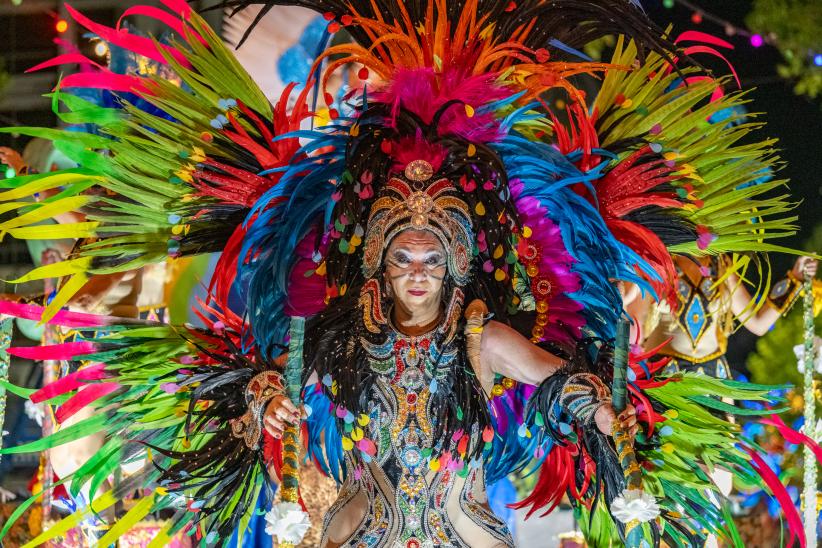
[658,346,727,364]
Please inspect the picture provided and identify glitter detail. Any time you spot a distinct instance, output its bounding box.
[404,160,434,182]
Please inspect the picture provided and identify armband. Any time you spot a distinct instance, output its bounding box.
[768,270,803,316]
[559,372,612,425]
[230,370,285,449]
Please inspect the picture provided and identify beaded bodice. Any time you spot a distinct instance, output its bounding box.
[323,326,513,547]
[645,261,730,361]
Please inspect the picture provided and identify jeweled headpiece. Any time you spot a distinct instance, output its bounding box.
[361,159,473,286]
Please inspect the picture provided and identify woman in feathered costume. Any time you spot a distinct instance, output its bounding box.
[0,1,819,547]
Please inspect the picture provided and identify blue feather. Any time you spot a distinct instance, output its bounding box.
[547,38,593,61]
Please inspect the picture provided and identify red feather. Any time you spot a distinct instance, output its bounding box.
[748,450,804,548]
[509,444,577,518]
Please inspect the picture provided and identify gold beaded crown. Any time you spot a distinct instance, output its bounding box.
[361,160,474,286]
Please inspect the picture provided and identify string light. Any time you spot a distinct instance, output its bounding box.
[662,0,779,48]
[814,54,822,68]
[55,19,68,33]
[94,41,109,57]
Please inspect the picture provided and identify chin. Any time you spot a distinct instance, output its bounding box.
[401,295,434,309]
[402,297,428,309]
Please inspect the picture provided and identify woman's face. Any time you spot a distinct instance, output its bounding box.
[384,229,447,319]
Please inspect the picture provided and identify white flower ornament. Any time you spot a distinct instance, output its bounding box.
[611,489,661,523]
[264,501,311,544]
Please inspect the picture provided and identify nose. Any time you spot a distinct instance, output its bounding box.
[408,261,428,281]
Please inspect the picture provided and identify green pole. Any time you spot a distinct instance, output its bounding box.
[278,316,305,548]
[612,317,645,547]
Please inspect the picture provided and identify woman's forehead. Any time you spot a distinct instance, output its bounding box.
[387,230,444,251]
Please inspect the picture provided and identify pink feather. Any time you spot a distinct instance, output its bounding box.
[30,363,108,403]
[761,415,822,464]
[284,229,329,317]
[55,383,121,424]
[65,4,191,68]
[675,30,734,50]
[8,341,98,361]
[748,450,804,548]
[158,0,193,17]
[0,301,121,328]
[117,6,206,46]
[510,179,585,345]
[59,72,149,94]
[26,53,105,73]
[681,45,740,88]
[390,137,448,175]
[372,67,507,142]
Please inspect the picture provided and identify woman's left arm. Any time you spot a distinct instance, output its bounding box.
[727,256,817,336]
[480,320,636,436]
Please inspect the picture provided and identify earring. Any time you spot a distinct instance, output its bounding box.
[439,287,465,344]
[360,278,388,333]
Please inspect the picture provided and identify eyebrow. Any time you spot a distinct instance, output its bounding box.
[391,247,443,255]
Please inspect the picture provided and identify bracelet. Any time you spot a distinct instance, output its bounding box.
[230,370,286,449]
[559,373,612,426]
[767,270,803,316]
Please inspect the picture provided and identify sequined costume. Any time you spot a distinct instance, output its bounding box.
[0,1,819,547]
[322,322,513,547]
[645,257,734,378]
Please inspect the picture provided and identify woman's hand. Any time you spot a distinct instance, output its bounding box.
[594,402,638,437]
[792,256,818,280]
[263,394,303,439]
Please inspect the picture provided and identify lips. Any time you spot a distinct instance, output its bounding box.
[408,289,428,296]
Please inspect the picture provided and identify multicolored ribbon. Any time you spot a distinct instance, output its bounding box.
[802,266,818,548]
[0,318,11,463]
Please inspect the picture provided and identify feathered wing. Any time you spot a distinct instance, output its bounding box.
[0,301,277,546]
[0,0,311,322]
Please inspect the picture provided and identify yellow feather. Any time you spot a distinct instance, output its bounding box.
[41,272,90,324]
[5,256,92,284]
[22,490,117,547]
[0,173,102,202]
[0,196,90,231]
[95,494,156,547]
[7,221,99,240]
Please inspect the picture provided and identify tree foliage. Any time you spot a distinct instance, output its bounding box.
[747,0,822,101]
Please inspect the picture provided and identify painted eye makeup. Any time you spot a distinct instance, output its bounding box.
[389,252,412,267]
[387,247,445,272]
[424,254,445,267]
